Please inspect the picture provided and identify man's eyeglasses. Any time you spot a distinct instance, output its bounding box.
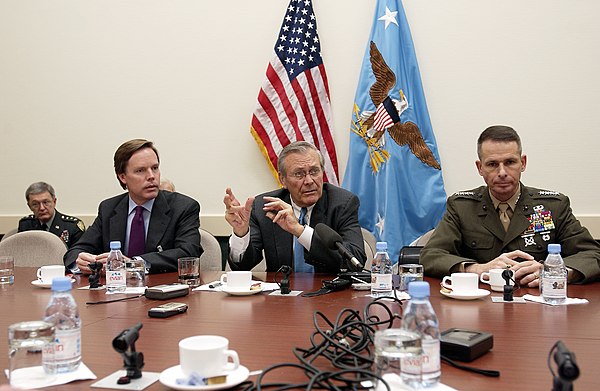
[288,168,322,181]
[29,200,54,209]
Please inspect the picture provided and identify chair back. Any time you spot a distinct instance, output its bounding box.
[398,246,424,265]
[361,227,376,271]
[1,228,18,242]
[199,228,223,271]
[0,231,67,267]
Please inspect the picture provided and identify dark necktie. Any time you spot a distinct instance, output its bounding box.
[294,208,314,272]
[41,223,48,231]
[128,206,146,257]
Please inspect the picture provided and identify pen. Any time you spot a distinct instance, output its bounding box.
[209,282,222,289]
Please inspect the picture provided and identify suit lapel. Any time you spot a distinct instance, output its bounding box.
[503,188,533,246]
[309,185,328,227]
[48,211,63,236]
[147,192,170,253]
[479,193,505,242]
[273,192,293,266]
[109,196,129,245]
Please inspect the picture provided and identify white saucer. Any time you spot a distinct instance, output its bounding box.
[440,288,490,300]
[31,278,76,289]
[159,364,249,390]
[222,285,263,296]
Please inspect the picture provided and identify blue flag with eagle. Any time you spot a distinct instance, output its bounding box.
[342,0,446,263]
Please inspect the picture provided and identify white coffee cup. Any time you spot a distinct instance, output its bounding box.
[441,272,479,293]
[480,268,515,292]
[37,265,65,283]
[179,335,239,378]
[220,271,252,289]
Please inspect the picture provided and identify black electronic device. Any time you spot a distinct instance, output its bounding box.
[148,302,188,318]
[145,284,189,300]
[315,223,363,271]
[440,328,493,362]
[338,271,371,283]
[112,323,144,384]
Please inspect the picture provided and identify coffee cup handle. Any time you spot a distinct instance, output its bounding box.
[220,274,228,285]
[37,268,43,280]
[223,349,239,372]
[480,272,490,283]
[441,276,452,290]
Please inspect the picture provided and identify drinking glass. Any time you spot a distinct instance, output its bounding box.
[374,328,423,390]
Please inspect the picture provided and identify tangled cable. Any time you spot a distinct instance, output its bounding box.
[239,296,403,391]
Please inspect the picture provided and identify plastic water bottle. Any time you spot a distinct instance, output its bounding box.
[371,241,393,298]
[42,277,81,373]
[401,281,441,387]
[106,240,126,293]
[541,243,567,304]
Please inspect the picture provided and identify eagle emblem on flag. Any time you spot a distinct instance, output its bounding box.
[352,41,441,173]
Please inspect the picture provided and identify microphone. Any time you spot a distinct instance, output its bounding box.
[315,223,363,271]
[502,269,514,301]
[554,341,579,381]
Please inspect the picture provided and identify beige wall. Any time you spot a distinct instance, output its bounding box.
[1,0,599,237]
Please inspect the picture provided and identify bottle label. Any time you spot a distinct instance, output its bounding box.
[371,274,392,291]
[51,328,81,361]
[542,276,567,298]
[401,353,422,376]
[421,339,441,374]
[106,270,126,286]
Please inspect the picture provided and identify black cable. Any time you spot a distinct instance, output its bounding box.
[86,294,144,305]
[441,355,500,377]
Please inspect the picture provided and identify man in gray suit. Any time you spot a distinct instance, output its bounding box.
[224,141,365,273]
[64,139,201,274]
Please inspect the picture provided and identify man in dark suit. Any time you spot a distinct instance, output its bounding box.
[64,139,201,274]
[19,182,85,248]
[421,126,600,285]
[224,141,365,273]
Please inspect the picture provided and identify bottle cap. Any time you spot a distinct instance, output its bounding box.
[110,241,122,250]
[408,281,430,298]
[51,276,72,292]
[547,243,561,254]
[376,242,388,252]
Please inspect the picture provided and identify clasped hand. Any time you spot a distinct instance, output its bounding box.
[465,250,542,287]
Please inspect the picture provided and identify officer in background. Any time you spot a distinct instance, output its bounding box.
[421,125,600,286]
[18,182,85,248]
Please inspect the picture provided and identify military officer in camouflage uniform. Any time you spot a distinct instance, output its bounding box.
[18,182,85,249]
[421,126,600,285]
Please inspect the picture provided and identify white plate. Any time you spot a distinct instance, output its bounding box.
[222,285,263,296]
[440,288,490,300]
[31,278,76,289]
[159,364,249,390]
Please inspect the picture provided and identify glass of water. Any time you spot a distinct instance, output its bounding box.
[178,257,200,288]
[0,256,15,285]
[374,328,422,390]
[399,264,424,292]
[126,258,146,288]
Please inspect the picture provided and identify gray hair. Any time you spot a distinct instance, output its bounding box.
[477,125,522,159]
[25,182,56,202]
[277,141,324,176]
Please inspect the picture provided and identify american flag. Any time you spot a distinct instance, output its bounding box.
[250,0,339,185]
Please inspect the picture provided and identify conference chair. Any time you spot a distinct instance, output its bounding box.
[199,228,224,271]
[0,228,18,242]
[0,231,67,267]
[361,227,376,271]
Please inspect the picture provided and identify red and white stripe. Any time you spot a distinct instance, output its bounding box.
[251,55,339,185]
